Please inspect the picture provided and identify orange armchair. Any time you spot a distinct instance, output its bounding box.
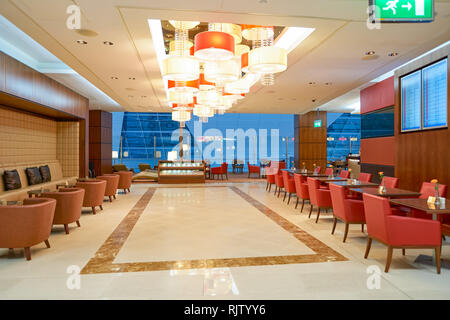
[265,161,285,192]
[307,177,332,223]
[358,173,373,182]
[339,170,350,179]
[247,162,261,178]
[362,193,441,274]
[281,170,296,204]
[325,167,333,176]
[274,171,284,197]
[329,184,366,242]
[293,173,310,212]
[211,163,228,180]
[116,171,133,194]
[97,174,120,202]
[381,176,399,188]
[41,187,85,234]
[0,198,56,260]
[75,180,107,215]
[313,166,321,174]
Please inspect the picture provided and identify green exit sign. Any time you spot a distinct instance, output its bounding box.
[314,120,322,128]
[370,0,434,22]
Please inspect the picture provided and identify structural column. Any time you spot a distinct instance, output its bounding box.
[89,110,112,176]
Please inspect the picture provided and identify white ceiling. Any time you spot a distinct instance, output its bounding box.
[0,0,449,113]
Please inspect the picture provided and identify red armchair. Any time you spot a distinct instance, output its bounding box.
[0,198,56,260]
[410,182,448,221]
[358,173,373,182]
[211,163,228,180]
[265,161,285,192]
[75,180,107,215]
[281,170,296,204]
[97,174,120,202]
[381,176,399,188]
[362,193,441,274]
[339,170,350,179]
[247,162,261,178]
[274,172,284,197]
[329,184,366,242]
[325,167,333,176]
[314,166,321,174]
[116,171,133,194]
[293,173,310,212]
[307,177,332,223]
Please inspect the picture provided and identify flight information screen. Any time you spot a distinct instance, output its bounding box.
[422,59,447,129]
[401,70,422,131]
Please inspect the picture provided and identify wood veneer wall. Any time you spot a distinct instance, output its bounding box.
[394,45,450,191]
[89,110,112,176]
[294,111,327,170]
[0,51,89,177]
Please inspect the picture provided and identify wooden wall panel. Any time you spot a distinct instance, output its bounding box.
[0,51,89,177]
[394,47,449,191]
[89,110,112,176]
[295,111,327,171]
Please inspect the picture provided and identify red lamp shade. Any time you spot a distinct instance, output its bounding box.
[190,46,194,56]
[241,52,249,73]
[168,79,199,92]
[194,31,235,61]
[172,102,195,110]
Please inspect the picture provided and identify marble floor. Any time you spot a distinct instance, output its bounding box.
[0,182,449,300]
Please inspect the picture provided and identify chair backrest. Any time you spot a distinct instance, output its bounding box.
[75,180,107,206]
[42,188,85,225]
[293,173,309,199]
[325,167,333,176]
[381,176,399,188]
[116,171,133,189]
[275,172,284,187]
[362,193,391,243]
[314,166,321,174]
[339,170,350,179]
[329,184,347,221]
[222,163,228,173]
[97,175,120,196]
[281,170,291,189]
[307,177,320,206]
[358,172,373,182]
[419,182,448,199]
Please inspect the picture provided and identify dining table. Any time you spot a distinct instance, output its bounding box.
[281,169,329,177]
[330,180,379,188]
[350,187,421,198]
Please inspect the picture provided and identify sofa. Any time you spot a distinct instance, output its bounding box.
[0,161,78,201]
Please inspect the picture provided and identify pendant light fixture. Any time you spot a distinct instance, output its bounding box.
[225,79,250,95]
[203,58,240,84]
[208,23,242,44]
[193,105,214,122]
[194,31,235,61]
[241,25,274,41]
[248,46,287,74]
[172,110,191,127]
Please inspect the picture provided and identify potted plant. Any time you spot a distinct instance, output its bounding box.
[378,172,386,194]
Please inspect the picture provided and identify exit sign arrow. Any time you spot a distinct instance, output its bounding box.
[402,1,412,10]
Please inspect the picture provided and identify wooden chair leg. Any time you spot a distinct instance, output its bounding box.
[44,240,51,248]
[109,195,113,202]
[287,193,291,205]
[76,220,81,227]
[100,205,103,210]
[300,199,305,212]
[283,191,287,202]
[435,246,441,274]
[92,206,96,215]
[295,197,299,209]
[385,246,393,273]
[113,195,116,199]
[402,248,406,256]
[274,186,277,195]
[361,224,364,233]
[127,188,130,192]
[315,207,321,223]
[343,223,349,242]
[364,237,372,259]
[308,205,313,218]
[266,181,269,191]
[268,184,272,192]
[24,247,31,261]
[331,217,337,235]
[64,224,69,234]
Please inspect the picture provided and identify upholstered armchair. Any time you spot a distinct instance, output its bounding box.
[293,173,310,212]
[116,171,133,194]
[265,161,285,192]
[339,170,350,179]
[41,187,85,234]
[329,184,366,242]
[281,170,296,204]
[313,166,322,174]
[75,180,107,214]
[274,171,284,197]
[211,163,228,180]
[247,162,260,178]
[325,167,333,176]
[0,198,56,260]
[112,164,134,173]
[358,173,373,182]
[307,177,332,223]
[97,174,120,202]
[381,176,399,188]
[362,193,441,274]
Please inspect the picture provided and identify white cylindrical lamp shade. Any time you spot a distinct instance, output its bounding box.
[248,46,287,74]
[172,110,191,122]
[193,105,214,118]
[168,20,200,30]
[204,59,240,83]
[162,56,199,81]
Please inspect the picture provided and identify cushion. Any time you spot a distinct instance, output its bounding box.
[2,170,22,191]
[25,167,43,185]
[39,165,51,182]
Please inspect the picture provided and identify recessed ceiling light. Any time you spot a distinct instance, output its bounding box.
[325,82,332,85]
[103,41,114,46]
[308,82,316,85]
[128,95,134,98]
[141,95,147,98]
[76,40,88,45]
[111,76,118,80]
[388,52,398,57]
[129,77,136,80]
[365,50,376,56]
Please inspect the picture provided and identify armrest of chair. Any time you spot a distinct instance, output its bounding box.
[387,215,441,246]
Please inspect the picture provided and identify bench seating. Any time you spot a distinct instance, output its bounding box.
[0,161,78,201]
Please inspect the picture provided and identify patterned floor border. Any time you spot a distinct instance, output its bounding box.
[81,186,347,275]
